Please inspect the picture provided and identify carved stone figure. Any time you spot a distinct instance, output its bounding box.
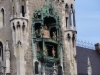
[52,47,56,57]
[44,25,48,30]
[40,27,43,35]
[53,63,57,75]
[52,32,56,40]
[35,29,38,34]
[43,47,48,58]
[37,46,40,52]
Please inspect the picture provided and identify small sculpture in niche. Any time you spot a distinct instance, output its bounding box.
[35,29,38,34]
[53,63,57,75]
[44,25,48,30]
[37,46,40,52]
[39,27,43,35]
[43,47,48,58]
[52,47,56,57]
[49,8,53,14]
[52,32,56,40]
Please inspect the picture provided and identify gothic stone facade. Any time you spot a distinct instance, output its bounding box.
[0,0,77,75]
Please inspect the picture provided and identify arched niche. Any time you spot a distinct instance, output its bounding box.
[43,17,57,39]
[50,27,57,40]
[34,23,41,38]
[44,17,56,25]
[0,41,3,61]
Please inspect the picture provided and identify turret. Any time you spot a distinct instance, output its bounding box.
[10,0,28,75]
[61,0,77,75]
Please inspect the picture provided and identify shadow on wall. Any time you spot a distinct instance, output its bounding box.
[76,46,100,75]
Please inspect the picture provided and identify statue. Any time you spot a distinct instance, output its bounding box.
[44,25,48,30]
[6,40,9,50]
[37,46,40,52]
[35,29,38,34]
[43,47,48,58]
[52,47,56,57]
[43,25,50,38]
[53,63,57,75]
[52,32,56,40]
[40,27,43,35]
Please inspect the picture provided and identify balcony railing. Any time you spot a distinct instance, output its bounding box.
[76,39,95,50]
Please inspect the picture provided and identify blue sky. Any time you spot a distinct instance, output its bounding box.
[75,0,100,44]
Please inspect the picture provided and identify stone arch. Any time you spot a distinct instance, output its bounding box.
[22,22,25,31]
[0,7,5,28]
[0,40,4,61]
[12,23,15,31]
[17,21,20,29]
[71,4,73,9]
[21,0,26,17]
[50,27,57,39]
[72,33,75,47]
[65,3,69,11]
[67,33,71,41]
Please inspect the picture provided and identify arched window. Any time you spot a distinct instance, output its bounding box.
[65,4,69,11]
[1,8,4,26]
[21,0,26,17]
[22,5,25,17]
[12,23,15,31]
[70,4,74,29]
[67,33,71,41]
[0,8,4,28]
[22,22,25,31]
[17,21,20,29]
[0,42,3,61]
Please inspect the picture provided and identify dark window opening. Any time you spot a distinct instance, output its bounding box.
[44,17,56,25]
[13,7,14,15]
[72,34,75,47]
[22,5,25,17]
[65,4,69,11]
[67,33,70,40]
[22,23,25,31]
[62,0,64,3]
[45,42,57,58]
[37,12,41,19]
[35,23,41,38]
[50,27,57,40]
[66,17,68,28]
[71,4,73,9]
[17,22,20,29]
[49,9,53,14]
[37,42,42,52]
[13,23,15,31]
[35,61,39,74]
[0,42,3,60]
[1,8,4,26]
[58,65,63,75]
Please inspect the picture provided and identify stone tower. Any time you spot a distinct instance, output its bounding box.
[0,0,77,75]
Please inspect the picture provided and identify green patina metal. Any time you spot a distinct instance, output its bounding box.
[32,1,62,67]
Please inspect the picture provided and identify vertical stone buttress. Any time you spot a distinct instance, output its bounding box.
[5,41,10,75]
[61,0,77,75]
[10,0,28,75]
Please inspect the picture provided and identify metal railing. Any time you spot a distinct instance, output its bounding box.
[76,39,95,50]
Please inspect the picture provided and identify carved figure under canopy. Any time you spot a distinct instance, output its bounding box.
[52,32,56,40]
[52,47,56,57]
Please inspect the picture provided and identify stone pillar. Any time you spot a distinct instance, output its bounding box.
[5,41,10,74]
[11,18,28,75]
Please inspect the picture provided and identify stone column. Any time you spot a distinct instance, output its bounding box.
[5,41,10,74]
